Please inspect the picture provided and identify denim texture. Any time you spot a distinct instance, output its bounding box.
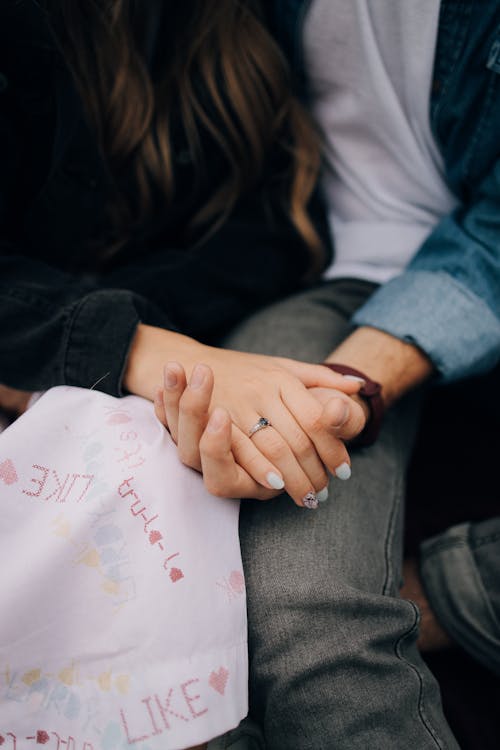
[421,517,500,676]
[223,280,460,749]
[353,270,500,381]
[272,0,500,382]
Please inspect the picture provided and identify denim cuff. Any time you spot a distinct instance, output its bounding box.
[420,522,500,675]
[352,270,500,382]
[64,289,141,397]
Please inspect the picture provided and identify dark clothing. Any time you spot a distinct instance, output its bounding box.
[0,1,319,395]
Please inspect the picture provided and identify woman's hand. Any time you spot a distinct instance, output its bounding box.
[154,361,367,507]
[125,325,363,507]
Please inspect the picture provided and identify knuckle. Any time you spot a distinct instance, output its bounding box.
[290,430,313,460]
[199,434,216,457]
[261,434,289,461]
[243,452,267,475]
[303,412,324,436]
[177,446,199,468]
[204,477,228,498]
[179,399,202,418]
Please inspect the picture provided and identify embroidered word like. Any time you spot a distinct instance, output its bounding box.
[120,679,208,743]
[22,466,94,504]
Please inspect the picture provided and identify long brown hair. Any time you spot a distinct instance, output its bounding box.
[44,0,323,266]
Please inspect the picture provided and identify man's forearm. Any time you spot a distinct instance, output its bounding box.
[327,326,435,407]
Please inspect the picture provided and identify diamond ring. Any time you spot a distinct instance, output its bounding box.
[248,417,272,438]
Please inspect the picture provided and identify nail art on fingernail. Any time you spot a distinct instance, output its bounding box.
[335,462,351,481]
[266,472,285,490]
[302,491,319,509]
[316,486,329,503]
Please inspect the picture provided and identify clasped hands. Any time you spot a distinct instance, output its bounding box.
[0,334,369,509]
[153,351,368,509]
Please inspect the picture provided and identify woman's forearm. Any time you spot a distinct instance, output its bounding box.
[123,324,209,400]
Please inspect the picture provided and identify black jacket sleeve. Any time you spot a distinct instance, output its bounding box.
[0,6,315,397]
[0,195,311,396]
[0,249,160,395]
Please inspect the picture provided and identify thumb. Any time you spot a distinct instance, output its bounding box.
[321,395,367,441]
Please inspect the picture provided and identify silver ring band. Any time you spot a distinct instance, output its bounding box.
[248,417,272,438]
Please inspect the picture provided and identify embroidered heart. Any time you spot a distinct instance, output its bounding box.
[106,413,131,425]
[169,567,184,583]
[148,530,163,545]
[36,731,50,745]
[209,667,229,695]
[0,736,5,746]
[0,458,18,485]
[229,570,245,594]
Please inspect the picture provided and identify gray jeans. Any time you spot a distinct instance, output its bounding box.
[222,280,460,750]
[421,516,500,675]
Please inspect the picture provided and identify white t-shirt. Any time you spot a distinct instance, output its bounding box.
[304,0,458,283]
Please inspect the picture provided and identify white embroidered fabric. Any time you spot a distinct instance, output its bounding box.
[0,387,247,750]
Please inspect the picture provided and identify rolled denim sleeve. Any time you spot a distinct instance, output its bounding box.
[419,519,500,675]
[353,160,500,381]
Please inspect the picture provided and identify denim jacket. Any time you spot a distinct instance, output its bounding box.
[271,0,500,381]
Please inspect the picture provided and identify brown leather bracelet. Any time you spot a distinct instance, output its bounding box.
[321,363,385,446]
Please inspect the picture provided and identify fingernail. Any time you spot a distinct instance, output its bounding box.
[163,366,178,389]
[189,364,206,389]
[343,375,366,386]
[316,486,329,503]
[331,402,349,427]
[207,408,225,433]
[302,491,319,509]
[266,472,285,490]
[335,462,351,481]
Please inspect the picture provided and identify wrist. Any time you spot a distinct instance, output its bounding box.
[327,327,434,406]
[124,323,209,400]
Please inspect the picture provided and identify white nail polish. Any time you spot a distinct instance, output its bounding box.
[343,375,366,385]
[316,486,329,503]
[266,472,285,490]
[335,462,351,481]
